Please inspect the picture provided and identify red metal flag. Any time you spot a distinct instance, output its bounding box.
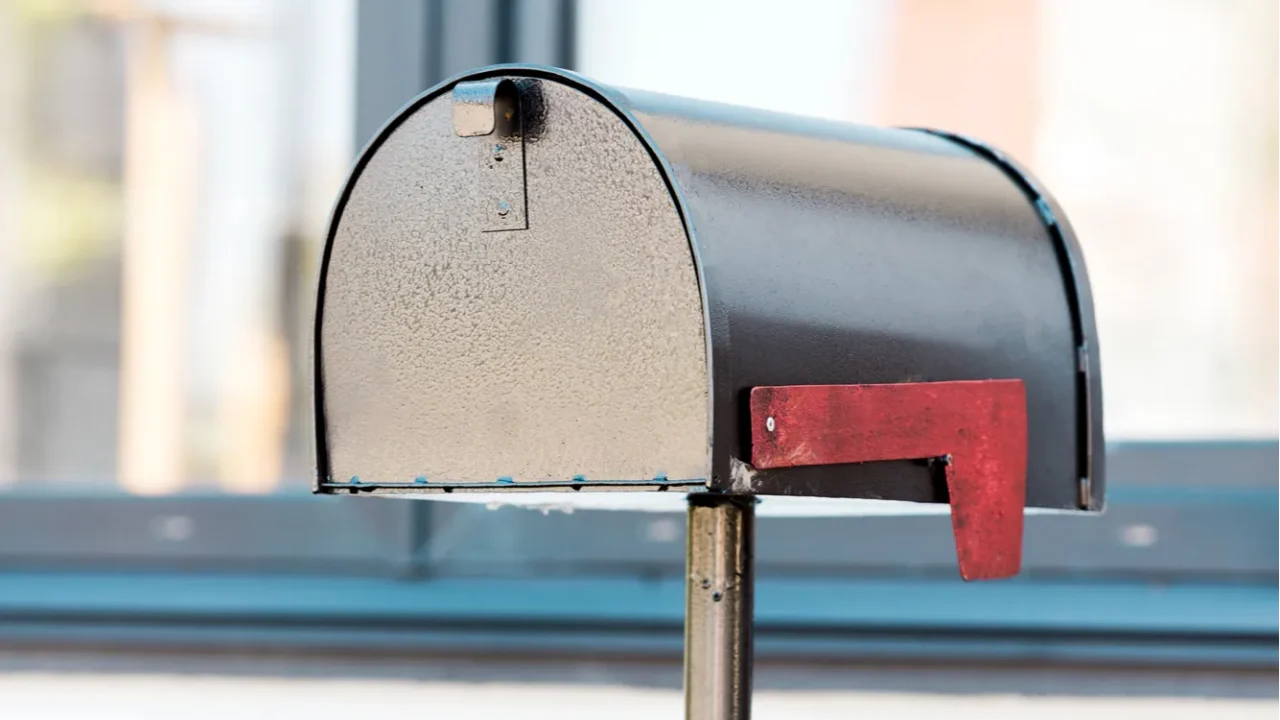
[750,380,1028,581]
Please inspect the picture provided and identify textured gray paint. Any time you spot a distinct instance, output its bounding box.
[323,80,708,484]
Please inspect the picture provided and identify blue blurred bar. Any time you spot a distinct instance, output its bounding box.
[0,572,1273,667]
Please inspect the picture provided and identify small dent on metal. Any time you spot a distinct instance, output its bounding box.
[496,200,511,216]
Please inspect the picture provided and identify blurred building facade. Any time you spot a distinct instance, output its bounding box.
[0,0,353,491]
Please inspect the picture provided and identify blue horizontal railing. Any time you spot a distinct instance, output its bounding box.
[0,572,1272,667]
[0,441,1274,667]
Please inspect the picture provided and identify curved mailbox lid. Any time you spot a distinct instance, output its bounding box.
[616,83,1101,512]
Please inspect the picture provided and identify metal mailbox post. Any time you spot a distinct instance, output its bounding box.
[313,65,1104,720]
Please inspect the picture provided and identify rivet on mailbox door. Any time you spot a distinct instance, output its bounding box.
[452,78,528,232]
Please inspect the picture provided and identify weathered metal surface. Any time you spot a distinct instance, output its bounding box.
[750,381,1027,580]
[319,75,707,487]
[475,132,527,233]
[685,494,754,720]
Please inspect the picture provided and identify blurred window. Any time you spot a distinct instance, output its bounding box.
[0,0,355,493]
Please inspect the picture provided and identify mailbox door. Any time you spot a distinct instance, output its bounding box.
[316,73,711,491]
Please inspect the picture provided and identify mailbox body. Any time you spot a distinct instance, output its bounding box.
[314,65,1103,511]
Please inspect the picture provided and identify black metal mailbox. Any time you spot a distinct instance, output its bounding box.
[313,64,1102,512]
[313,63,1107,719]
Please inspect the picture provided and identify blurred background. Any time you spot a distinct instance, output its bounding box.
[0,0,1275,716]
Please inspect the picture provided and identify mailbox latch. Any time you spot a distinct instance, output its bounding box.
[452,78,528,232]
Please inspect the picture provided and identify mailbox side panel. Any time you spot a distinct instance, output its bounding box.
[624,93,1100,510]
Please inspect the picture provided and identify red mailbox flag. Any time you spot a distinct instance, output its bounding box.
[750,380,1028,581]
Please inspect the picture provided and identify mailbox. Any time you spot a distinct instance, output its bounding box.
[313,64,1104,718]
[314,63,1102,511]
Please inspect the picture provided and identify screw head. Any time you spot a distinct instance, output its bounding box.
[765,416,775,432]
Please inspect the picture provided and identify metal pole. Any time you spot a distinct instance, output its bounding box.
[684,493,755,720]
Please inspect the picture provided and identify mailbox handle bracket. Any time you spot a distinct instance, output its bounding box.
[453,78,528,232]
[749,380,1028,581]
